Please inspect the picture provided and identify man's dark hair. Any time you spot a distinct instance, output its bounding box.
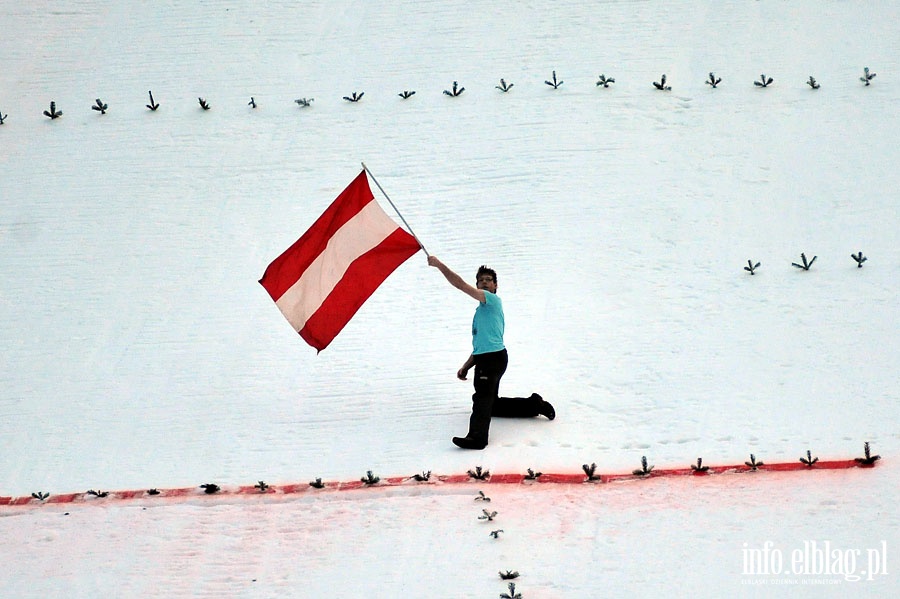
[477,265,497,284]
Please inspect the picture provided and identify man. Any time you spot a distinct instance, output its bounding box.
[428,255,555,449]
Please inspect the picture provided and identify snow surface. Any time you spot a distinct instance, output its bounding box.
[1,1,898,597]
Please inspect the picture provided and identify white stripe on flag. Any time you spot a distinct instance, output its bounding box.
[274,199,400,332]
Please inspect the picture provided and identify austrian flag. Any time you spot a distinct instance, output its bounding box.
[259,170,421,351]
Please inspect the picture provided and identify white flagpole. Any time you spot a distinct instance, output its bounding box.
[361,162,429,257]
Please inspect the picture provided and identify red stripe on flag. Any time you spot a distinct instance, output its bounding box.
[299,228,420,350]
[260,170,373,303]
[260,170,421,351]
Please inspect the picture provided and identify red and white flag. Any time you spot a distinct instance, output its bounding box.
[259,170,421,351]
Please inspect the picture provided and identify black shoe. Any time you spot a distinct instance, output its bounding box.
[453,436,487,450]
[532,393,555,420]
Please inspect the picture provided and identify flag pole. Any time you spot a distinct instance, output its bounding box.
[361,162,429,257]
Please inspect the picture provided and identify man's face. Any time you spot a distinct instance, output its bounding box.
[476,273,497,294]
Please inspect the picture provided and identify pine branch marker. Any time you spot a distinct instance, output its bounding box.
[0,110,6,125]
[411,470,432,482]
[146,90,160,111]
[854,442,881,466]
[295,98,314,108]
[248,97,257,109]
[582,462,601,482]
[807,76,820,90]
[360,470,380,485]
[754,74,774,88]
[198,97,211,110]
[860,67,876,86]
[43,101,63,119]
[499,570,520,580]
[86,489,109,498]
[800,450,819,467]
[398,90,416,99]
[91,98,108,114]
[496,78,514,92]
[254,480,269,492]
[791,253,817,271]
[705,72,722,88]
[467,466,490,480]
[200,483,220,494]
[653,74,671,91]
[478,509,498,522]
[500,582,523,599]
[596,74,615,88]
[342,91,364,102]
[475,490,491,502]
[544,70,563,89]
[31,491,50,501]
[443,81,465,97]
[690,458,710,473]
[851,251,867,267]
[744,454,764,471]
[633,456,654,476]
[490,529,504,538]
[524,468,542,481]
[744,260,761,275]
[309,477,325,489]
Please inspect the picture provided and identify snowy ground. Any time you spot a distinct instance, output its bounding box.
[1,1,898,597]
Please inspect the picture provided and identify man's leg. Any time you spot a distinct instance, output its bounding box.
[464,364,502,444]
[492,393,544,417]
[454,351,507,449]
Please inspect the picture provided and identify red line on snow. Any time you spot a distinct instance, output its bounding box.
[0,459,877,508]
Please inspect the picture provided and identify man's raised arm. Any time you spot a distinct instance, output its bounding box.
[428,255,485,302]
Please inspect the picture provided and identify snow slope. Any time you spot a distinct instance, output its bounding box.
[1,1,898,597]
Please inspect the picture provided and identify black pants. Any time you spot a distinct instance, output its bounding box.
[466,349,541,443]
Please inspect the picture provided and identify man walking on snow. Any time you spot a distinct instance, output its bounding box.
[428,255,555,449]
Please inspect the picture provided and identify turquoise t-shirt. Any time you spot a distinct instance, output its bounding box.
[472,291,505,354]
